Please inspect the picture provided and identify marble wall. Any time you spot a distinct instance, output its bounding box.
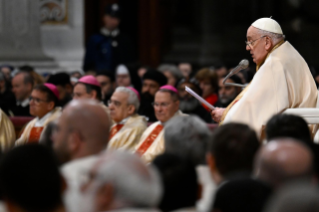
[0,0,84,73]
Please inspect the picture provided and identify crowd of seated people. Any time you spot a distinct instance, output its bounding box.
[1,61,319,212]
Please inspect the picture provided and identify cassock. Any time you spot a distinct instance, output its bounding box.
[108,114,147,151]
[0,109,16,150]
[222,41,317,137]
[15,107,62,145]
[135,110,185,164]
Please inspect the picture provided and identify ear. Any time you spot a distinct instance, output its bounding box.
[175,100,180,110]
[127,105,135,115]
[27,83,33,91]
[91,90,97,99]
[265,37,273,51]
[47,101,55,111]
[68,131,82,156]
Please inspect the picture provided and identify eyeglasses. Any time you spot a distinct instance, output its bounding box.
[29,96,48,104]
[152,102,171,108]
[107,100,122,107]
[245,36,266,48]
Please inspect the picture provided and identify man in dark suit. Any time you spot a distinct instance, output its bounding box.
[83,3,134,74]
[11,72,33,116]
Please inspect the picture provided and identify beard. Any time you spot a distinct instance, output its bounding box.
[219,93,237,104]
[179,97,200,112]
[140,92,154,103]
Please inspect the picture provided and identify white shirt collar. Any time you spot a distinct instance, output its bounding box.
[117,116,131,125]
[100,27,120,37]
[160,110,181,126]
[17,98,30,107]
[34,110,54,127]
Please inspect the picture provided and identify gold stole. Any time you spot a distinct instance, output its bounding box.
[136,124,163,156]
[109,124,124,140]
[220,40,285,124]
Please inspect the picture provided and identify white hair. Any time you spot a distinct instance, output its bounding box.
[256,28,285,44]
[164,115,212,165]
[158,64,183,80]
[115,86,140,113]
[92,150,162,208]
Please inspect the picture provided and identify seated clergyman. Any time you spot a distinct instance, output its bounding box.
[107,86,147,151]
[16,83,61,145]
[135,85,185,163]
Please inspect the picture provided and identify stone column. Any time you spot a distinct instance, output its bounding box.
[41,0,84,71]
[0,0,55,72]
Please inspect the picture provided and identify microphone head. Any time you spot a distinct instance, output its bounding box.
[239,59,249,69]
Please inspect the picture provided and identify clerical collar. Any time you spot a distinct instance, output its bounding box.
[35,110,54,127]
[117,116,131,125]
[100,27,120,37]
[159,110,181,126]
[16,98,30,107]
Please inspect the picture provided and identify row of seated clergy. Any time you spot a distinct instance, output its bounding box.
[13,75,116,147]
[107,85,185,164]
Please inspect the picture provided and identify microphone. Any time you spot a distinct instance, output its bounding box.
[223,59,249,88]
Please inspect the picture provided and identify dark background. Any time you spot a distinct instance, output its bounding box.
[85,0,319,70]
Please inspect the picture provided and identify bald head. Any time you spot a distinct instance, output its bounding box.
[53,99,111,164]
[254,139,313,188]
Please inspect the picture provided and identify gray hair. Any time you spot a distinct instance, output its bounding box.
[264,182,319,212]
[115,86,140,112]
[158,64,183,81]
[92,150,162,208]
[256,28,285,44]
[164,115,212,165]
[14,71,34,85]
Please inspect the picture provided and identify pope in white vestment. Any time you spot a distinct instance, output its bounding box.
[216,18,317,137]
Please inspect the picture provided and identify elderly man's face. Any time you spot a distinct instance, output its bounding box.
[246,26,269,65]
[109,91,134,123]
[154,91,179,123]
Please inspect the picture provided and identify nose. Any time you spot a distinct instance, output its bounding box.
[109,103,114,110]
[246,44,251,51]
